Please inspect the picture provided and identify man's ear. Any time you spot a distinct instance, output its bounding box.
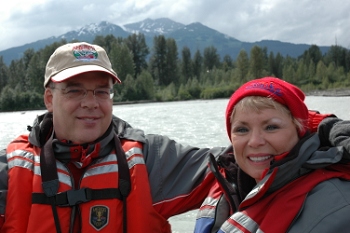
[44,88,54,111]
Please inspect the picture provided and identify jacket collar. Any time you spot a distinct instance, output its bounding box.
[241,133,335,208]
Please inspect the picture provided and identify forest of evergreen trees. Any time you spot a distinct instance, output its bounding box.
[0,33,349,111]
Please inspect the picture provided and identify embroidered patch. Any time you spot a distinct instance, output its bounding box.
[245,82,283,96]
[90,205,109,230]
[72,44,98,60]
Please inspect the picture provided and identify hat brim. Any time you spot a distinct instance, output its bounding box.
[51,65,121,84]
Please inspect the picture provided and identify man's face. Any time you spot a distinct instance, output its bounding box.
[44,72,114,144]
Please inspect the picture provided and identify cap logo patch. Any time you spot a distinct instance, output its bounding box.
[246,82,283,96]
[72,44,98,60]
[90,205,109,230]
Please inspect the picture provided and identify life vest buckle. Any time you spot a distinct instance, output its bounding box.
[66,188,92,206]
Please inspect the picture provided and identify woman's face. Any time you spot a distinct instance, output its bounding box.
[230,107,299,183]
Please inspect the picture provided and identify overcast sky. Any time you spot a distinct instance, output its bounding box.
[1,0,349,52]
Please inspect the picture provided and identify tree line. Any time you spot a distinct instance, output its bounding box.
[0,33,349,111]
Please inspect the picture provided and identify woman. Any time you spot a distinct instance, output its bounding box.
[195,77,350,233]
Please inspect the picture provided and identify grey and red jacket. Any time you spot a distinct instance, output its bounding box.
[195,132,350,233]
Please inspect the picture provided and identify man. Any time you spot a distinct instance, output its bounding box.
[1,42,225,233]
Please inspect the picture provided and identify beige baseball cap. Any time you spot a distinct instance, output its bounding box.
[44,42,121,87]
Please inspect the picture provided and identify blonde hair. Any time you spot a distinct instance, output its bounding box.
[230,96,305,133]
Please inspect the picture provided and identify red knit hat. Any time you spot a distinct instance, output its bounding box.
[225,77,309,139]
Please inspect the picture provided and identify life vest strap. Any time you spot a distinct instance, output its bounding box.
[209,153,241,213]
[32,188,123,206]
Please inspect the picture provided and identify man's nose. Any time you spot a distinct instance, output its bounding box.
[81,90,99,108]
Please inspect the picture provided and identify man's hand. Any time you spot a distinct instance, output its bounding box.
[318,117,350,155]
[329,120,350,153]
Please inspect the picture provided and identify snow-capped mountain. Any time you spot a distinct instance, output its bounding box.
[0,18,330,65]
[59,21,129,42]
[123,18,185,36]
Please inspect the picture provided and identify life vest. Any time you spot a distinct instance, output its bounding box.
[221,165,350,232]
[3,134,171,233]
[194,153,255,233]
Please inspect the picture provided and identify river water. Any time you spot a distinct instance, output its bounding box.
[0,97,349,232]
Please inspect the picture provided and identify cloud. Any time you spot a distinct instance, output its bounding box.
[0,0,349,51]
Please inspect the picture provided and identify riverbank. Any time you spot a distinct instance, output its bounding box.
[1,89,350,113]
[306,89,350,96]
[112,89,350,106]
[113,100,157,105]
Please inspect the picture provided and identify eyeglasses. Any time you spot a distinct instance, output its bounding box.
[54,86,114,100]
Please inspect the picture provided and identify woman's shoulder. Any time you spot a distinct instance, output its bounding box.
[290,178,350,233]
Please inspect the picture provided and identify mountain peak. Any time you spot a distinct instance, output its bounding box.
[58,21,128,41]
[124,18,184,36]
[76,21,122,34]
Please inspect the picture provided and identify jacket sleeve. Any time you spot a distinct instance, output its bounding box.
[142,134,227,219]
[307,110,336,133]
[0,149,7,228]
[1,137,35,232]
